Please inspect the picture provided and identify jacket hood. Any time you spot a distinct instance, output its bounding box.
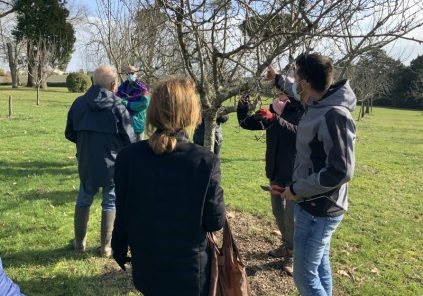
[309,79,357,112]
[86,85,121,110]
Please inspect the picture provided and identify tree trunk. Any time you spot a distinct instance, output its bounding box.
[365,99,370,114]
[38,63,48,89]
[8,95,12,118]
[6,43,18,88]
[203,109,217,152]
[36,85,40,105]
[27,42,35,87]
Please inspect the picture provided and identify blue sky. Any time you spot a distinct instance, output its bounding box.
[66,1,423,71]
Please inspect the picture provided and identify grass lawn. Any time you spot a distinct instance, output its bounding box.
[0,86,422,295]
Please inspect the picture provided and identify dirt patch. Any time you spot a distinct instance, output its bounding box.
[226,210,296,296]
[98,209,296,295]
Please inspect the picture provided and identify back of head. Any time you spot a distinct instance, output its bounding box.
[93,65,117,90]
[295,53,334,93]
[146,76,202,154]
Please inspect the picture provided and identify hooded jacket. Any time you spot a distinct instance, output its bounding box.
[65,85,136,187]
[117,79,150,133]
[291,80,357,217]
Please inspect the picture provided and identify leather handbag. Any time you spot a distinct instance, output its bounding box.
[208,218,252,296]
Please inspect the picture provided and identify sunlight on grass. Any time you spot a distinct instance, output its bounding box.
[0,86,422,295]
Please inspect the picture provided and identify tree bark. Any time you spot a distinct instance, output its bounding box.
[6,43,18,88]
[36,85,40,105]
[365,99,370,114]
[27,42,35,87]
[203,109,217,152]
[8,95,12,118]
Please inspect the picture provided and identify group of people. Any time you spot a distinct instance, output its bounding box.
[64,53,357,296]
[1,52,356,296]
[239,53,356,296]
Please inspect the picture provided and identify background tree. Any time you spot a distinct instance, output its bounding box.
[0,15,26,88]
[387,55,423,109]
[0,0,16,18]
[12,0,76,88]
[85,0,423,151]
[84,0,184,84]
[346,49,404,119]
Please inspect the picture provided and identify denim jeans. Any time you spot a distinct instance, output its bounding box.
[76,183,116,211]
[293,204,343,296]
[270,181,295,250]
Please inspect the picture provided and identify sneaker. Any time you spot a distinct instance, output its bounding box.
[268,245,288,258]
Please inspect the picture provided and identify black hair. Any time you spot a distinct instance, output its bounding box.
[295,53,334,93]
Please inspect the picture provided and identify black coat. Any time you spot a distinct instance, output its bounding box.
[65,85,135,187]
[112,134,226,296]
[237,99,304,185]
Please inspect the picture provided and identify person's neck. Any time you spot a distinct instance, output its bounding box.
[305,90,325,104]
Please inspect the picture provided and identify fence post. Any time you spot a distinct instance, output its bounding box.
[8,95,12,118]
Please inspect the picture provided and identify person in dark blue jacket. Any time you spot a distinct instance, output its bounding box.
[112,77,225,296]
[237,69,304,274]
[65,65,135,257]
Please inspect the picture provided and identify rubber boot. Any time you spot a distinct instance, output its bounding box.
[100,210,116,258]
[73,206,90,252]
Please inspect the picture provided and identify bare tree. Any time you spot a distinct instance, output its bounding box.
[0,0,15,19]
[83,0,423,151]
[0,15,25,88]
[158,0,423,150]
[26,38,57,105]
[84,0,184,83]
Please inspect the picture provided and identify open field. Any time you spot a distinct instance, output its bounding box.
[0,86,422,295]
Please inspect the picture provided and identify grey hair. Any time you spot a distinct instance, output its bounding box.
[92,65,117,88]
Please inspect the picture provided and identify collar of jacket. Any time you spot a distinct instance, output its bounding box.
[175,130,189,143]
[154,129,189,143]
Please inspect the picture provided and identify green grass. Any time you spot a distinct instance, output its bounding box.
[0,86,422,295]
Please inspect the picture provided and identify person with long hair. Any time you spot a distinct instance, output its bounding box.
[111,77,226,296]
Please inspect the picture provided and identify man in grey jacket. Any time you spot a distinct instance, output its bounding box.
[65,65,135,257]
[272,53,356,296]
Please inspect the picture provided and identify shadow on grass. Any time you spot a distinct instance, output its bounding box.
[243,250,282,276]
[13,262,141,296]
[220,157,263,163]
[0,160,76,178]
[3,245,83,268]
[18,189,75,206]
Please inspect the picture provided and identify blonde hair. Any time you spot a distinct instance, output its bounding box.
[146,76,202,154]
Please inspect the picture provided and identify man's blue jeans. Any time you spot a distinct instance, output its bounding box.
[76,183,116,211]
[293,204,343,296]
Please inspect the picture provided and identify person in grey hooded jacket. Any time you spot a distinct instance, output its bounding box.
[271,53,356,296]
[65,65,136,257]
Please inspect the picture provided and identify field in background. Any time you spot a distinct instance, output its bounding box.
[0,86,422,295]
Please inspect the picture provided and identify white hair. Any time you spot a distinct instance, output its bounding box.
[92,65,117,88]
